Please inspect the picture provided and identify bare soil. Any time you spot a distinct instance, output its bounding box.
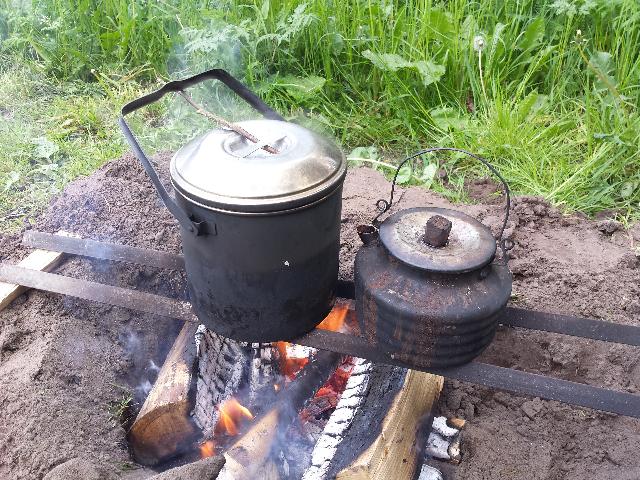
[0,154,639,479]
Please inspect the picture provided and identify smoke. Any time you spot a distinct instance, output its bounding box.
[135,379,153,398]
[148,359,161,373]
[126,14,261,160]
[118,328,175,405]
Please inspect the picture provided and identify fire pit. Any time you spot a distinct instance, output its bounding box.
[126,297,444,479]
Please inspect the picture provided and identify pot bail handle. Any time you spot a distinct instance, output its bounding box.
[118,69,285,236]
[370,147,513,262]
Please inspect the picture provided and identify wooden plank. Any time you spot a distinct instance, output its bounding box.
[0,232,71,312]
[336,370,443,480]
[128,321,199,466]
[216,409,280,480]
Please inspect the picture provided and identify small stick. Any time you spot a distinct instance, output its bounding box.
[178,91,279,154]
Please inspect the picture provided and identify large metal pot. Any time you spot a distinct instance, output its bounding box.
[119,70,346,342]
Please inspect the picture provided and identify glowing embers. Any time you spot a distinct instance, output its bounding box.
[300,357,355,425]
[275,341,310,380]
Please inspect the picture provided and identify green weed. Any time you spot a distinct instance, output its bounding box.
[0,0,638,225]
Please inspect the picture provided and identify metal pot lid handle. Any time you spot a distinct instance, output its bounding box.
[369,147,513,263]
[118,69,285,235]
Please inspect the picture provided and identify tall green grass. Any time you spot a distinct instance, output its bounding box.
[0,0,639,220]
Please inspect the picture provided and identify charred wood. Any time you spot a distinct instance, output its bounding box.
[215,350,342,479]
[193,329,276,437]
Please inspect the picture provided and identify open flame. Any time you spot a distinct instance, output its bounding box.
[274,303,350,381]
[317,303,349,332]
[199,439,216,458]
[198,303,353,460]
[215,398,254,437]
[275,341,309,379]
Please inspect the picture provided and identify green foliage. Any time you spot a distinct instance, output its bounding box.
[0,57,146,231]
[107,385,135,429]
[0,0,639,225]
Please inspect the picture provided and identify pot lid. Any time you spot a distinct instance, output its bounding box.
[379,207,496,273]
[170,120,346,213]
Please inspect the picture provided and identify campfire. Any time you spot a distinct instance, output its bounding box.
[127,298,446,479]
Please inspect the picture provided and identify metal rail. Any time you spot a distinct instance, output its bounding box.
[0,261,638,418]
[497,307,640,347]
[23,231,185,270]
[22,231,640,347]
[295,329,640,419]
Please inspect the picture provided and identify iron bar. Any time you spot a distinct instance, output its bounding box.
[23,231,185,271]
[293,329,640,419]
[19,232,640,347]
[0,262,638,418]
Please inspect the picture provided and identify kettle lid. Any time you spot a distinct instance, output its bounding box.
[378,207,496,273]
[170,120,346,213]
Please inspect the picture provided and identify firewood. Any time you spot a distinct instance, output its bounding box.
[128,322,199,466]
[336,370,443,480]
[216,350,342,479]
[216,408,280,480]
[194,330,276,437]
[0,231,71,311]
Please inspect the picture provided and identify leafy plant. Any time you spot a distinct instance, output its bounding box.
[0,0,639,226]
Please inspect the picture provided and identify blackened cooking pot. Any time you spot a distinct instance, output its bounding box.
[119,70,346,342]
[354,148,513,367]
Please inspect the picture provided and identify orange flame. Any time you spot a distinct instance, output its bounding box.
[275,341,309,379]
[317,303,349,332]
[199,440,216,458]
[215,398,254,437]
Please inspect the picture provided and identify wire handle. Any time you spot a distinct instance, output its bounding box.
[371,147,513,262]
[119,69,284,236]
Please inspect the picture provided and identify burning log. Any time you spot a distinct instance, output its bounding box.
[215,350,342,479]
[300,300,444,480]
[336,369,443,479]
[128,322,200,466]
[216,408,280,480]
[193,329,277,436]
[301,362,443,480]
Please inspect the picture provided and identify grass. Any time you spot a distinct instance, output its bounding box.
[107,385,135,429]
[0,57,143,230]
[0,0,639,232]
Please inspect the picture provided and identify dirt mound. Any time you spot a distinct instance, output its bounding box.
[0,154,639,479]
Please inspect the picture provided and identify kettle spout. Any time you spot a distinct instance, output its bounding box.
[357,225,379,245]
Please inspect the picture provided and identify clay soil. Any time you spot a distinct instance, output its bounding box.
[0,154,639,479]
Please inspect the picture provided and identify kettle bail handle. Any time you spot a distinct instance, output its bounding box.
[118,69,285,236]
[371,148,513,262]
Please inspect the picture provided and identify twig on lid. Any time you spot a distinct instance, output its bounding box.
[177,91,279,154]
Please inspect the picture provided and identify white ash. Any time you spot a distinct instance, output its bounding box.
[418,464,444,480]
[287,344,314,358]
[194,324,206,357]
[425,416,462,464]
[247,341,278,404]
[431,416,459,438]
[426,433,452,461]
[301,358,372,480]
